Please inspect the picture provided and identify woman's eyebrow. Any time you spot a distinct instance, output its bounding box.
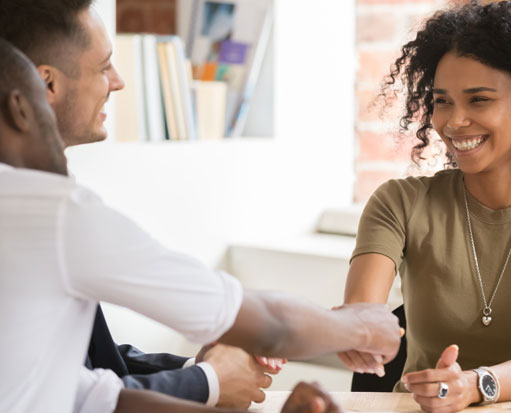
[432,87,497,94]
[462,86,497,93]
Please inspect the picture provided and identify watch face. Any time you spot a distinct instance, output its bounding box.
[482,374,497,398]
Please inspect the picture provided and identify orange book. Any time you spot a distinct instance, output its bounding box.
[200,62,217,81]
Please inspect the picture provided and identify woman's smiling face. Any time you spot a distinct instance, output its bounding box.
[432,52,511,175]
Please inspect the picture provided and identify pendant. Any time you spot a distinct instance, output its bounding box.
[482,307,492,326]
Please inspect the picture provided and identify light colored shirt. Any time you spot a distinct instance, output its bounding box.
[74,368,124,413]
[0,163,243,412]
[182,358,220,406]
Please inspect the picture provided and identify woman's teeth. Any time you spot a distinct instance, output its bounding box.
[451,136,487,151]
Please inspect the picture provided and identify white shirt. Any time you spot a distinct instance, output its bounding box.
[0,164,243,413]
[74,368,124,413]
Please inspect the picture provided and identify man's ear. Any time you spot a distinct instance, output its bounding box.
[6,90,33,133]
[37,65,59,106]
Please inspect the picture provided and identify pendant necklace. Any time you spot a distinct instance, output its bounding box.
[463,185,511,326]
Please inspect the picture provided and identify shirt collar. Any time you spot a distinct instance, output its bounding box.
[0,162,14,173]
[0,162,75,183]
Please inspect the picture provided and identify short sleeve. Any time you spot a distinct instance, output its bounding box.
[351,178,420,272]
[57,187,243,345]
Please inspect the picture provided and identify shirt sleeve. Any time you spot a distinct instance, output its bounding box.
[57,187,243,345]
[351,178,419,272]
[74,367,123,413]
[194,362,220,406]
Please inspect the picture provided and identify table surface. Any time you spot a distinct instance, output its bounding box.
[251,392,511,413]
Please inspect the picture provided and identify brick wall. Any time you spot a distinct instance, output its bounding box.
[355,0,450,202]
[117,0,177,34]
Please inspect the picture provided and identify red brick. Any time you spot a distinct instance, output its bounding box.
[357,12,398,43]
[358,50,401,87]
[116,0,177,33]
[117,6,146,33]
[354,169,406,202]
[357,131,413,162]
[149,6,176,34]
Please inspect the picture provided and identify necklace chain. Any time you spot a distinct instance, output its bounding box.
[463,185,511,317]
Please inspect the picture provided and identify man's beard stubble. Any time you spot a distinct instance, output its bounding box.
[54,87,103,147]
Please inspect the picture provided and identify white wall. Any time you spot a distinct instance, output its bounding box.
[66,0,356,353]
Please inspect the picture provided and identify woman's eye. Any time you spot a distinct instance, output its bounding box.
[434,98,449,105]
[471,96,489,103]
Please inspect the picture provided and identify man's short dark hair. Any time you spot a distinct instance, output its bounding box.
[0,0,94,77]
[0,38,39,118]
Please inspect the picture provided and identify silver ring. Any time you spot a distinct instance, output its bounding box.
[437,382,449,399]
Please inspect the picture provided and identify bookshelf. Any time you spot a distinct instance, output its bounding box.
[113,0,274,142]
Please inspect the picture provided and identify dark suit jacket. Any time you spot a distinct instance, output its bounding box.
[85,305,209,403]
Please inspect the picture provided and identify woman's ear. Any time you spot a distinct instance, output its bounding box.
[6,89,34,133]
[37,65,58,106]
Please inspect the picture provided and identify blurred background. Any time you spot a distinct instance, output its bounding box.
[66,0,460,391]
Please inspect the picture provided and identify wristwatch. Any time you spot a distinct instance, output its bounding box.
[472,367,500,405]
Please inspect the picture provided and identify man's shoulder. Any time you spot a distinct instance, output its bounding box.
[0,166,99,203]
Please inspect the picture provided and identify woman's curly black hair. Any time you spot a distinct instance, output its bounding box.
[384,0,511,167]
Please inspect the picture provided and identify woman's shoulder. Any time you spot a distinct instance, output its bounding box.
[375,168,460,196]
[369,168,460,213]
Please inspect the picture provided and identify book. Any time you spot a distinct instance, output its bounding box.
[114,34,146,142]
[166,36,197,140]
[164,39,188,140]
[141,35,166,141]
[193,80,226,140]
[156,42,179,140]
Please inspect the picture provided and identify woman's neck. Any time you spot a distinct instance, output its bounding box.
[464,169,511,210]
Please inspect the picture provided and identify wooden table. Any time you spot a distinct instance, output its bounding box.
[251,392,511,413]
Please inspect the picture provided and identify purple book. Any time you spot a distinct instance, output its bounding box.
[219,40,248,64]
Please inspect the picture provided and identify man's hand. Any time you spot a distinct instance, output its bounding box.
[337,326,405,377]
[401,345,480,413]
[281,382,341,413]
[201,343,274,409]
[334,303,400,374]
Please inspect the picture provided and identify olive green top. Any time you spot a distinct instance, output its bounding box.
[352,169,511,392]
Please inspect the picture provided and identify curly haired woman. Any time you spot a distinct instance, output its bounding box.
[341,1,511,411]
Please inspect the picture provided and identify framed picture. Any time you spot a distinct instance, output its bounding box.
[187,0,273,137]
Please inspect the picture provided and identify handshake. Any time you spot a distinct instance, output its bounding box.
[332,303,404,378]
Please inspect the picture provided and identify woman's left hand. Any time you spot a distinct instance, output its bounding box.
[401,345,480,413]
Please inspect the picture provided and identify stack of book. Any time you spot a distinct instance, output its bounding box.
[114,34,198,142]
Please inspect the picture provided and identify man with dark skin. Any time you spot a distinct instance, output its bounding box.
[0,40,341,413]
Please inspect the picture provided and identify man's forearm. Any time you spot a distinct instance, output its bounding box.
[218,290,369,359]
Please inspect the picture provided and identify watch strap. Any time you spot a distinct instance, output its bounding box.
[472,367,500,405]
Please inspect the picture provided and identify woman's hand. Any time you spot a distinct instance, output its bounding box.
[337,350,385,376]
[256,356,287,374]
[401,345,480,413]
